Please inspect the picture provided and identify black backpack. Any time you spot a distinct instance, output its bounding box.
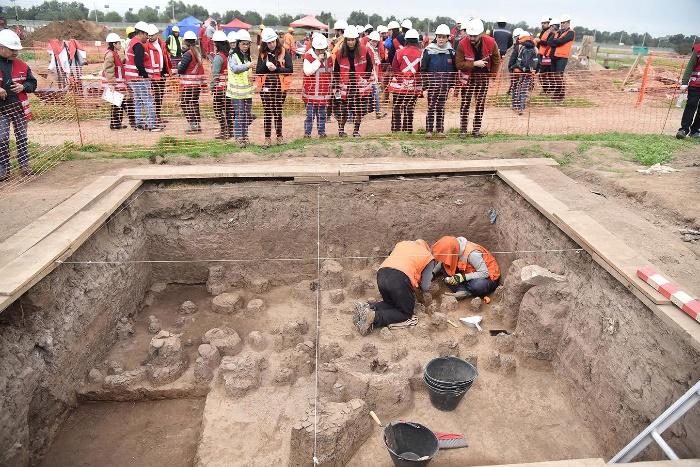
[516,45,539,72]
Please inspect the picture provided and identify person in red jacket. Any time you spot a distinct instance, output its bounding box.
[302,33,333,138]
[388,28,422,133]
[147,24,172,127]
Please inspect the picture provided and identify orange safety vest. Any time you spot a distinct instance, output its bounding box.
[180,50,205,88]
[101,49,126,91]
[214,50,228,90]
[124,36,146,80]
[256,49,293,92]
[461,242,500,281]
[388,45,422,95]
[553,29,575,58]
[690,43,700,88]
[336,45,373,98]
[538,29,552,57]
[380,240,434,288]
[431,236,500,281]
[457,34,497,85]
[0,59,32,120]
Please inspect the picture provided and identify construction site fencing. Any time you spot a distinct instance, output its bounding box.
[0,57,688,193]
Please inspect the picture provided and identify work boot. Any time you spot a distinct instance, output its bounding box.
[472,130,483,138]
[276,136,284,145]
[21,167,35,177]
[676,129,688,139]
[263,137,272,148]
[425,131,433,139]
[214,132,227,140]
[443,290,470,300]
[353,302,375,336]
[689,131,700,138]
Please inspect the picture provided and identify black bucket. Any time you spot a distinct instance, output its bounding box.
[423,373,474,392]
[426,385,468,411]
[384,421,439,467]
[424,357,478,386]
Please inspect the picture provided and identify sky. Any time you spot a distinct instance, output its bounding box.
[9,0,700,36]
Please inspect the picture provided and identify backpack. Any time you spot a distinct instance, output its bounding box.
[516,45,539,72]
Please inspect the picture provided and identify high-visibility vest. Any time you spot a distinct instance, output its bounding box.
[302,51,332,104]
[690,43,700,88]
[226,52,254,99]
[167,34,182,56]
[101,49,126,91]
[124,36,146,80]
[0,59,32,120]
[213,51,228,91]
[336,45,372,98]
[366,43,382,83]
[457,34,496,85]
[460,242,500,281]
[180,50,205,88]
[146,41,161,78]
[538,29,552,56]
[380,240,434,289]
[388,45,422,95]
[553,28,575,58]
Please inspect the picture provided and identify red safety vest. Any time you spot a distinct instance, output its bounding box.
[378,39,387,61]
[180,50,205,88]
[146,38,171,79]
[101,49,126,91]
[124,36,147,80]
[0,59,32,120]
[366,43,382,83]
[388,45,422,95]
[457,34,496,85]
[690,43,700,88]
[214,51,228,91]
[392,36,404,52]
[336,45,373,98]
[302,51,333,104]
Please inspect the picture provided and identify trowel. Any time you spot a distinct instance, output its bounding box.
[460,316,483,331]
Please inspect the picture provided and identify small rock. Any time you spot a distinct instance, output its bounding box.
[360,342,378,358]
[103,367,146,389]
[485,351,501,370]
[202,327,243,356]
[440,296,458,313]
[347,276,365,298]
[437,338,460,357]
[321,260,344,288]
[106,360,123,375]
[414,303,426,316]
[212,292,244,314]
[116,318,134,340]
[379,327,394,342]
[329,289,345,304]
[500,355,517,375]
[369,358,389,373]
[147,315,161,334]
[87,368,104,384]
[220,352,268,396]
[179,300,198,314]
[246,331,267,351]
[391,345,408,361]
[194,357,215,383]
[150,282,167,293]
[320,341,343,363]
[520,265,566,287]
[185,338,193,346]
[272,366,296,385]
[469,297,482,312]
[245,299,265,316]
[494,333,514,353]
[198,344,221,364]
[462,328,480,347]
[250,278,271,294]
[430,312,448,330]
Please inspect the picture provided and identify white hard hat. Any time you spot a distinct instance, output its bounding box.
[227,31,238,42]
[183,30,197,40]
[365,24,373,31]
[540,16,551,23]
[465,18,484,36]
[387,21,400,30]
[106,32,121,43]
[404,29,419,40]
[334,20,348,30]
[497,16,507,23]
[377,25,388,33]
[237,30,251,42]
[512,28,524,37]
[147,24,159,36]
[521,31,531,37]
[344,25,359,39]
[559,14,572,22]
[134,21,149,33]
[401,19,413,29]
[368,31,381,42]
[435,24,451,36]
[0,29,23,50]
[261,27,278,43]
[551,17,561,25]
[312,32,328,49]
[212,30,227,42]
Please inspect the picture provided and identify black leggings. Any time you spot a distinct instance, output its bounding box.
[261,89,286,138]
[109,104,123,129]
[391,94,418,132]
[213,90,234,136]
[371,268,415,327]
[426,86,449,133]
[336,92,366,135]
[181,87,201,128]
[460,75,489,133]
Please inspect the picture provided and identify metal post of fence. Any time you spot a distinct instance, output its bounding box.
[70,88,85,146]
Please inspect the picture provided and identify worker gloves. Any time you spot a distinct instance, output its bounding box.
[444,273,466,286]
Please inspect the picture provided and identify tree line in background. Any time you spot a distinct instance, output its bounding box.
[1,1,696,53]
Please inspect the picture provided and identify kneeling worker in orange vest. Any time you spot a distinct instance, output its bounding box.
[353,240,435,335]
[431,235,500,299]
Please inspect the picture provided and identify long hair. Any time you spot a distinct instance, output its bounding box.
[339,38,359,59]
[232,42,251,64]
[108,42,116,51]
[259,38,283,59]
[184,39,202,62]
[215,41,230,55]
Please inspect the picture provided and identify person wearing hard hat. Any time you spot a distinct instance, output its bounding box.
[421,24,456,138]
[361,24,374,47]
[376,25,391,105]
[227,30,254,147]
[125,22,160,131]
[676,42,700,138]
[431,235,501,300]
[147,24,172,127]
[543,14,574,103]
[385,20,405,66]
[508,31,539,115]
[302,33,332,138]
[331,20,348,58]
[388,28,422,133]
[455,18,500,137]
[101,33,127,131]
[491,17,513,57]
[0,28,37,180]
[332,25,374,137]
[367,31,387,120]
[177,30,205,133]
[533,17,553,95]
[283,27,295,53]
[353,240,435,336]
[122,26,137,129]
[256,28,293,147]
[210,30,233,139]
[167,25,183,61]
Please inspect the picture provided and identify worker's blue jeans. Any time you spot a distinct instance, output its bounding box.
[449,277,499,298]
[304,103,327,136]
[372,83,381,114]
[128,80,155,129]
[0,102,29,173]
[511,74,533,112]
[233,98,252,139]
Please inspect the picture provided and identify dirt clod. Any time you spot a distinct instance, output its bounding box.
[440,295,458,313]
[329,289,345,304]
[87,368,104,384]
[202,327,243,356]
[147,315,161,334]
[320,341,343,363]
[272,319,310,351]
[430,312,448,330]
[245,298,265,316]
[246,331,267,351]
[249,278,271,294]
[115,317,134,340]
[220,352,267,397]
[470,297,483,312]
[347,275,365,298]
[321,259,345,288]
[360,342,378,358]
[146,331,188,385]
[437,338,460,357]
[379,327,394,342]
[211,292,244,314]
[179,300,198,314]
[391,344,408,361]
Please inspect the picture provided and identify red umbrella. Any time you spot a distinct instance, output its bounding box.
[289,15,329,30]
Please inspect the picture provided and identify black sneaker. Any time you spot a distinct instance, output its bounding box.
[689,131,700,138]
[676,129,688,139]
[353,302,376,336]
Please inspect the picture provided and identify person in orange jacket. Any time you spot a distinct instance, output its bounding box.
[283,27,295,52]
[431,235,500,299]
[353,239,435,335]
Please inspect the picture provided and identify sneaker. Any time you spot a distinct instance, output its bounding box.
[319,134,327,139]
[276,136,284,145]
[303,134,311,139]
[472,130,483,138]
[149,126,164,132]
[690,131,700,138]
[214,133,227,140]
[376,112,387,119]
[425,131,433,139]
[352,132,361,138]
[353,302,376,336]
[263,137,272,148]
[676,129,688,139]
[339,131,347,138]
[21,168,35,177]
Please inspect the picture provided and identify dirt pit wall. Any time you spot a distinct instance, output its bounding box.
[0,200,150,466]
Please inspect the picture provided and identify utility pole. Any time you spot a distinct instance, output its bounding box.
[94,2,99,24]
[172,4,175,23]
[10,0,19,22]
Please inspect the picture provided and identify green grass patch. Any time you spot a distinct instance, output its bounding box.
[490,94,595,108]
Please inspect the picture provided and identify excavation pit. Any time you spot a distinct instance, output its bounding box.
[1,161,698,467]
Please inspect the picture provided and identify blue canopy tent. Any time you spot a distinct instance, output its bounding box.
[162,16,201,39]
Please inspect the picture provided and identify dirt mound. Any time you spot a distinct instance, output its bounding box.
[30,20,109,43]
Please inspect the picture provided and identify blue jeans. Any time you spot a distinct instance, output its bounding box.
[372,83,381,114]
[233,98,252,139]
[511,75,532,112]
[128,80,155,128]
[0,102,29,173]
[304,103,327,136]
